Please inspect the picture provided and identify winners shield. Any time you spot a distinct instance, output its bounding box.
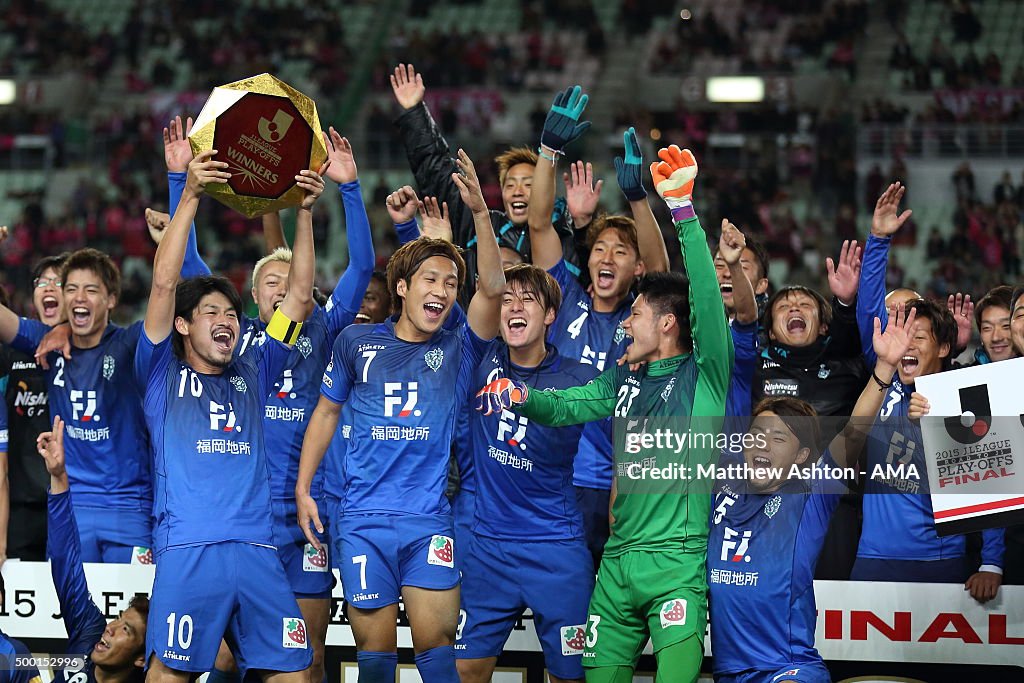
[188,73,328,218]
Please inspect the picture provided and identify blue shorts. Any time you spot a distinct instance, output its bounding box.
[72,503,152,564]
[456,535,593,680]
[336,513,459,609]
[271,498,332,599]
[716,662,831,683]
[146,542,312,674]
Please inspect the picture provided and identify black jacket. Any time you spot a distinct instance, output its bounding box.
[395,102,583,304]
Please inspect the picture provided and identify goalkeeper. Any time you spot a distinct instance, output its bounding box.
[476,147,732,682]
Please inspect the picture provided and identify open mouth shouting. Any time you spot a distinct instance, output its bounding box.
[95,635,112,654]
[212,326,235,354]
[71,306,91,328]
[900,354,919,375]
[786,314,808,336]
[595,268,616,290]
[355,312,371,323]
[423,301,446,322]
[42,295,60,318]
[508,201,528,219]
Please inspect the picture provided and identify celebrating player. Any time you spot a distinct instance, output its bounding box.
[456,264,599,683]
[478,146,732,682]
[0,247,153,563]
[137,150,325,681]
[36,415,149,682]
[709,307,918,683]
[296,148,504,683]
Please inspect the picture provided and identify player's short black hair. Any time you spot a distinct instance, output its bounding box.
[32,252,70,283]
[752,397,821,456]
[62,248,121,300]
[744,235,770,282]
[906,298,957,370]
[172,276,243,360]
[975,285,1013,328]
[637,271,692,351]
[762,286,832,338]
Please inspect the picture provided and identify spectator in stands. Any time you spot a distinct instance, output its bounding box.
[952,162,976,202]
[925,228,946,261]
[951,0,982,43]
[994,171,1016,205]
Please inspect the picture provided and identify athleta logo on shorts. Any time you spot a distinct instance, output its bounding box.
[659,599,687,628]
[773,670,800,682]
[282,618,307,648]
[560,625,586,656]
[131,546,154,565]
[427,535,454,568]
[302,543,328,572]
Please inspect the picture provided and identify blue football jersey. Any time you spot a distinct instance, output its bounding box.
[240,298,358,501]
[13,319,150,509]
[546,260,630,490]
[707,459,840,675]
[135,330,289,550]
[320,317,488,516]
[859,377,1004,565]
[470,342,604,541]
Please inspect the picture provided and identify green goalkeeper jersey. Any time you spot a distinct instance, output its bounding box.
[519,213,732,556]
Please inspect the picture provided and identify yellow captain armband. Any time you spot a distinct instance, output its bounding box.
[267,308,303,345]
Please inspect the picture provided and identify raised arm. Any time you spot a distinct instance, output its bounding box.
[145,150,230,343]
[390,64,472,244]
[37,417,107,653]
[456,150,504,340]
[652,146,732,395]
[616,127,668,274]
[277,163,327,325]
[529,85,591,272]
[826,239,864,359]
[830,306,914,469]
[321,128,374,333]
[262,211,287,253]
[719,220,757,325]
[163,115,212,278]
[858,183,913,365]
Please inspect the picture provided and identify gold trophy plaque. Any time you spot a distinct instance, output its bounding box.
[188,73,328,218]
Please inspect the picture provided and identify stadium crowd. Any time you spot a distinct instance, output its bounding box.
[0,52,1020,681]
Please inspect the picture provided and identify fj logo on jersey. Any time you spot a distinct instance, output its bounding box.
[209,401,241,432]
[277,370,295,399]
[659,599,687,628]
[427,535,454,568]
[384,382,420,417]
[296,336,312,359]
[302,543,328,572]
[70,390,99,422]
[560,625,586,656]
[102,355,115,380]
[763,495,782,519]
[230,375,247,393]
[425,348,444,372]
[721,527,752,563]
[282,618,307,648]
[497,410,528,450]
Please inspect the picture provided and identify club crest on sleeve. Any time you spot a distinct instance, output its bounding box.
[427,535,454,567]
[102,355,115,380]
[282,618,307,648]
[764,495,782,519]
[296,336,313,359]
[560,625,586,656]
[230,375,247,393]
[425,348,444,372]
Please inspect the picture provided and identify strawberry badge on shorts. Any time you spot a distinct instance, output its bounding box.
[302,543,328,572]
[131,546,154,565]
[282,618,307,648]
[560,625,586,656]
[659,598,687,628]
[427,535,454,568]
